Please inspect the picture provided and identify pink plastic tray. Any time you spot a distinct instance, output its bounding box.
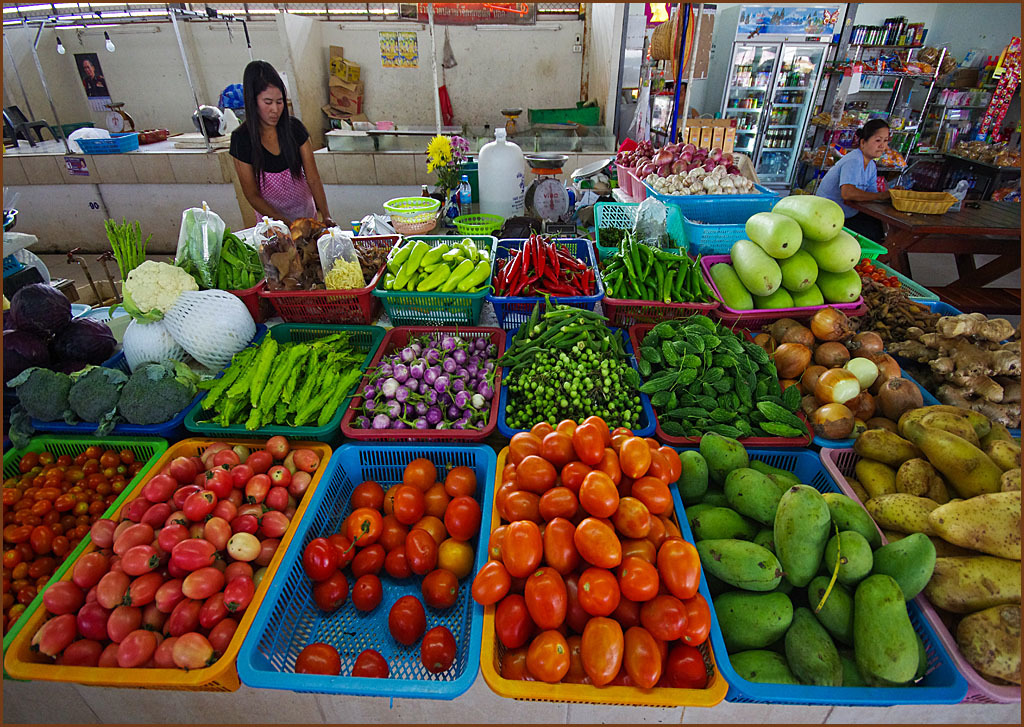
[629,169,648,201]
[699,254,867,327]
[819,447,1021,705]
[615,163,636,197]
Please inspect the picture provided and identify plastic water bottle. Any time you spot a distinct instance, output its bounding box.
[458,175,472,208]
[479,128,526,219]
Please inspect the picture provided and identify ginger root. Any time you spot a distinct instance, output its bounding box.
[936,314,1016,342]
[937,384,1021,428]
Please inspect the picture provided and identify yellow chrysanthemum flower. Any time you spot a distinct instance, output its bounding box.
[426,135,452,167]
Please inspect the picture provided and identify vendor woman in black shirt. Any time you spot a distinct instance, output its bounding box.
[229,60,333,226]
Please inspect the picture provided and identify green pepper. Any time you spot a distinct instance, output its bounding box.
[417,265,451,291]
[654,264,666,303]
[421,243,450,267]
[423,261,447,274]
[383,272,397,289]
[441,258,475,292]
[394,240,429,288]
[458,239,479,263]
[456,260,491,292]
[663,269,676,304]
[387,242,413,273]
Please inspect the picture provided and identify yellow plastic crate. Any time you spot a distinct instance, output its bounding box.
[3,438,333,691]
[479,448,729,707]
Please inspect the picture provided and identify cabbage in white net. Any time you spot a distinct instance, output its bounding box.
[163,290,256,370]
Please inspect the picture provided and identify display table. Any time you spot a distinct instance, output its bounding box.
[849,199,1022,314]
[940,153,1021,200]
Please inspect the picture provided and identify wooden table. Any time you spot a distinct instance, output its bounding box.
[849,200,1021,313]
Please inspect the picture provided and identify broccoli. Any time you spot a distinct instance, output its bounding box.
[68,365,129,435]
[117,361,199,425]
[7,367,73,421]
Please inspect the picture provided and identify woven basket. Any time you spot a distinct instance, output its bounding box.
[650,9,680,60]
[889,190,958,215]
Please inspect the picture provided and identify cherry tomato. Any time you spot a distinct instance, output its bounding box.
[421,568,459,609]
[444,466,476,497]
[402,458,437,492]
[420,625,457,674]
[502,520,543,578]
[617,556,660,602]
[495,593,535,650]
[302,538,339,582]
[523,567,567,630]
[352,649,389,678]
[581,616,624,687]
[312,571,349,613]
[526,630,570,683]
[682,593,711,647]
[295,642,341,675]
[443,496,480,541]
[623,626,662,689]
[542,517,579,576]
[577,567,620,617]
[470,560,511,605]
[351,574,383,612]
[660,643,708,689]
[573,517,622,569]
[388,595,426,646]
[657,538,701,601]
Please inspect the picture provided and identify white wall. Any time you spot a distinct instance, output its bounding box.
[586,3,626,128]
[925,2,1021,62]
[317,19,585,129]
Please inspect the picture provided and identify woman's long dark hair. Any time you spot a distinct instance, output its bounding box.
[241,60,303,181]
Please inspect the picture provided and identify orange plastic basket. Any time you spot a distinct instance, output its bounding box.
[479,448,729,707]
[3,438,333,691]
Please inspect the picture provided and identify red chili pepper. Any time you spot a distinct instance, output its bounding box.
[536,240,546,279]
[521,237,532,277]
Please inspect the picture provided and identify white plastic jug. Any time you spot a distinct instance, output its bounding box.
[478,128,526,219]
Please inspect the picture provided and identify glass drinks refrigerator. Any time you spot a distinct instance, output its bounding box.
[721,42,828,187]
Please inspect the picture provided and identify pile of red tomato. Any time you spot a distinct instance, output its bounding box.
[471,417,711,690]
[3,446,145,633]
[294,457,483,679]
[23,436,320,672]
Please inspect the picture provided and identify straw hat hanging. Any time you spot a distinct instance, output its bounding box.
[650,8,682,61]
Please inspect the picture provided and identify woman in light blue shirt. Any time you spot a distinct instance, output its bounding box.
[816,119,893,243]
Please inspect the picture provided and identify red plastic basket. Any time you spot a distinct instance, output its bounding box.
[819,448,1020,705]
[699,254,868,327]
[629,323,812,447]
[598,257,719,326]
[340,326,505,442]
[258,235,399,324]
[229,281,271,323]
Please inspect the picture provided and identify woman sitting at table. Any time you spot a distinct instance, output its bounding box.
[816,119,892,243]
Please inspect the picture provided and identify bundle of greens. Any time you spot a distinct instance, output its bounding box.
[215,228,264,291]
[196,332,365,430]
[104,217,150,278]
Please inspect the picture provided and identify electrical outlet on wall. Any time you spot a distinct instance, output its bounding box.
[573,33,582,53]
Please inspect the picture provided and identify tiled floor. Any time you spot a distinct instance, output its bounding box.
[2,675,1020,724]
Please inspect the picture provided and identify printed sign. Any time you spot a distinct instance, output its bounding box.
[400,3,536,25]
[74,52,112,111]
[380,31,419,68]
[64,157,89,176]
[737,6,840,39]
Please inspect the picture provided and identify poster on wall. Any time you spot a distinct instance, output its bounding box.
[399,3,536,25]
[74,52,112,111]
[379,31,419,68]
[736,6,840,40]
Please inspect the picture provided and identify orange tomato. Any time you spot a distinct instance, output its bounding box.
[403,458,437,492]
[619,438,652,480]
[596,448,621,486]
[577,471,619,519]
[620,537,656,564]
[515,456,556,496]
[657,538,701,601]
[581,617,624,686]
[617,556,660,602]
[526,630,570,683]
[538,487,578,522]
[573,517,622,569]
[530,422,555,440]
[577,567,620,617]
[571,422,605,466]
[500,490,542,524]
[559,462,591,494]
[509,433,542,466]
[631,476,672,515]
[581,416,612,446]
[444,466,476,497]
[658,447,682,482]
[539,432,576,470]
[502,520,543,578]
[623,626,663,689]
[555,419,578,438]
[611,496,652,539]
[523,567,567,630]
[541,517,579,576]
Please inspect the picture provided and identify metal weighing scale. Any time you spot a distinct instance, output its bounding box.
[523,153,579,235]
[104,102,136,133]
[501,107,523,137]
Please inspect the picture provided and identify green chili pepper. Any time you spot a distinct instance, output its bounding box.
[417,265,451,291]
[441,259,475,292]
[456,260,491,292]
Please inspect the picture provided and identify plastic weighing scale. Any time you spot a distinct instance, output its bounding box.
[523,153,579,235]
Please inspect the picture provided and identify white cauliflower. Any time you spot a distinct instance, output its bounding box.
[121,260,199,323]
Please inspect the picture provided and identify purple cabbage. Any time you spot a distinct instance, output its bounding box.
[49,319,116,365]
[9,283,71,338]
[4,329,51,385]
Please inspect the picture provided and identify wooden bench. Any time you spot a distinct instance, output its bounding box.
[932,286,1022,315]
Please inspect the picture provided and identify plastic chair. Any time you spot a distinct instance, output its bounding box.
[3,106,53,147]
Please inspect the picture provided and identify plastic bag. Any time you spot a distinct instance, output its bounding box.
[632,196,669,247]
[175,202,225,289]
[254,216,300,291]
[318,227,364,290]
[356,213,396,237]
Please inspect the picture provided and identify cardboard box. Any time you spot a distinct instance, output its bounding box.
[684,119,736,154]
[711,125,726,151]
[329,45,360,84]
[329,76,363,115]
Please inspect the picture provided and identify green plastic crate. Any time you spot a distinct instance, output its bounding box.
[373,236,496,326]
[2,435,169,680]
[594,202,687,259]
[184,324,386,444]
[847,228,888,260]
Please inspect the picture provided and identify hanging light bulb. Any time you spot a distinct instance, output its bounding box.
[56,36,66,55]
[104,31,115,52]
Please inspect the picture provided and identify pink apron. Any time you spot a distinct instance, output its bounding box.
[260,169,316,222]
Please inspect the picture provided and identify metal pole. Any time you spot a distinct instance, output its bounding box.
[242,20,253,61]
[4,31,37,121]
[677,3,705,142]
[427,3,442,134]
[29,23,70,153]
[170,10,212,153]
[668,6,688,142]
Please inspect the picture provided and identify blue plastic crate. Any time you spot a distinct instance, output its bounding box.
[237,443,496,699]
[923,300,963,316]
[3,255,25,279]
[486,238,603,331]
[672,447,969,706]
[496,326,655,438]
[75,132,139,154]
[30,325,267,439]
[678,193,780,256]
[813,369,941,448]
[593,202,687,257]
[644,181,779,218]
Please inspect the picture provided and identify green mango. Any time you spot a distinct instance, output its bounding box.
[821,492,882,550]
[696,539,783,592]
[725,468,784,525]
[730,650,799,685]
[714,591,794,652]
[699,432,749,485]
[785,607,843,686]
[807,576,854,646]
[690,507,759,542]
[677,450,710,504]
[774,484,831,588]
[854,574,919,684]
[871,533,937,600]
[822,531,874,587]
